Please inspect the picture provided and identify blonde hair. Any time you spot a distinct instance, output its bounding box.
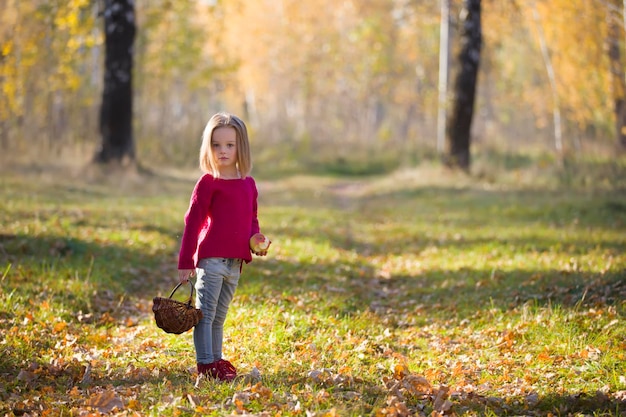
[199,112,252,178]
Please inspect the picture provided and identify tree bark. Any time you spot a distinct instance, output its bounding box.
[437,0,450,154]
[445,0,481,172]
[609,1,626,149]
[94,0,136,164]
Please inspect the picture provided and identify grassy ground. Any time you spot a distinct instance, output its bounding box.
[0,160,625,416]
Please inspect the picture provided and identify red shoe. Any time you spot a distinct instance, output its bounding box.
[215,359,237,381]
[197,362,218,378]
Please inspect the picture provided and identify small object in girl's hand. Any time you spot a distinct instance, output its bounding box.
[250,234,270,252]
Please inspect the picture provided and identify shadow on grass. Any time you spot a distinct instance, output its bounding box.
[0,232,170,291]
[243,256,626,319]
[254,180,626,319]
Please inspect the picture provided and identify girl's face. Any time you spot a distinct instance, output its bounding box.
[211,126,238,175]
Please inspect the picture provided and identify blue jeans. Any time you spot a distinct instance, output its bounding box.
[194,257,241,364]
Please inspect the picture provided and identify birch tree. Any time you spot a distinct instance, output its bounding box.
[608,0,626,148]
[94,0,136,165]
[445,0,482,171]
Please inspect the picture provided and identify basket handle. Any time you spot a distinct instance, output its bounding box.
[168,281,195,306]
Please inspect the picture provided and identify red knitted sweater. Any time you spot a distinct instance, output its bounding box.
[177,173,260,269]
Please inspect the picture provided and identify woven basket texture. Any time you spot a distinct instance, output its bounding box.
[152,282,203,334]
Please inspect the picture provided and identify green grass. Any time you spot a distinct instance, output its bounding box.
[0,161,625,416]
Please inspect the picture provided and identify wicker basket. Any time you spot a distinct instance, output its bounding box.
[152,282,203,334]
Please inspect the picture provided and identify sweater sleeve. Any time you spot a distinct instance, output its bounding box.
[178,175,212,269]
[250,178,260,236]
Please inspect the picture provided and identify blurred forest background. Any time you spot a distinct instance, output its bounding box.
[1,0,625,178]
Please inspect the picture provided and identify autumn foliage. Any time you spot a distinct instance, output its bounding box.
[0,0,625,170]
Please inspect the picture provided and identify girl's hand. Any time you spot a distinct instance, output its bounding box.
[250,233,271,256]
[178,269,195,283]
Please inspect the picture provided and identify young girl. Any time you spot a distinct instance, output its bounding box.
[178,112,270,381]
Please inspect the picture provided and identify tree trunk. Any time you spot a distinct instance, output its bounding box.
[436,0,450,154]
[530,2,563,157]
[445,0,481,172]
[609,1,626,149]
[94,0,136,164]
